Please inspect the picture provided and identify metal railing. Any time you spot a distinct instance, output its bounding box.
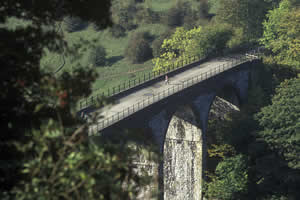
[89,50,262,136]
[78,54,205,110]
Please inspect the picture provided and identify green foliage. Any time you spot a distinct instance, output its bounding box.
[64,16,88,33]
[255,77,300,170]
[215,0,273,40]
[152,26,202,71]
[109,24,127,38]
[208,144,236,159]
[136,6,160,24]
[125,31,153,63]
[10,119,151,200]
[111,0,138,31]
[215,0,248,28]
[0,0,156,198]
[162,1,193,27]
[205,154,248,200]
[163,6,183,27]
[152,28,174,58]
[194,23,233,56]
[260,0,300,69]
[88,45,107,66]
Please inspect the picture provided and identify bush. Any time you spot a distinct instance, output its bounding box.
[111,0,138,31]
[152,29,175,58]
[197,0,210,18]
[64,16,88,32]
[136,7,160,24]
[194,23,233,57]
[163,7,183,27]
[125,31,153,63]
[109,24,126,38]
[88,45,107,66]
[183,10,199,30]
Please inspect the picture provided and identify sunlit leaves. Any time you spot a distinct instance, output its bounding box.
[260,0,300,69]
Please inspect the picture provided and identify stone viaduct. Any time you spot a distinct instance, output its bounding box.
[80,52,261,200]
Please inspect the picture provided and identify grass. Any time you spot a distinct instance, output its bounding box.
[40,21,169,97]
[4,0,214,104]
[150,0,176,12]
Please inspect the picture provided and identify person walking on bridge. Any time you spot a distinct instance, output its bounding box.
[165,75,169,85]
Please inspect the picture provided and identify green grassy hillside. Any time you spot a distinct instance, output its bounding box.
[6,0,212,97]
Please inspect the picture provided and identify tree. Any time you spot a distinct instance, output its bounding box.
[125,31,153,63]
[111,0,137,30]
[89,45,107,66]
[152,26,202,72]
[0,0,152,198]
[205,154,248,200]
[255,77,300,170]
[215,0,274,40]
[260,0,300,69]
[152,29,175,58]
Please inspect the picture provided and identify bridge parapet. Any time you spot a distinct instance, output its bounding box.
[89,50,262,136]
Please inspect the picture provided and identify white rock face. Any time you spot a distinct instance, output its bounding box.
[163,106,203,200]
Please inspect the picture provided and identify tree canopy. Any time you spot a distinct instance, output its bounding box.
[260,0,300,68]
[0,0,153,199]
[256,77,300,170]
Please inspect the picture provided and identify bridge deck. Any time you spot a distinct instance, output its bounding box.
[88,53,258,134]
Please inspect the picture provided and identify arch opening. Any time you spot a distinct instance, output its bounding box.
[205,84,241,183]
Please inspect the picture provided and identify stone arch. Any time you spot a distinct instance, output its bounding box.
[162,105,204,200]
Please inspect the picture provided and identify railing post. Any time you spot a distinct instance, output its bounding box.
[139,77,141,84]
[124,82,126,90]
[129,80,130,88]
[149,72,150,80]
[108,88,110,96]
[144,74,145,81]
[113,87,115,95]
[80,101,82,109]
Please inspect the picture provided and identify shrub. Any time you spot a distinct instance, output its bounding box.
[152,29,175,58]
[163,7,183,27]
[136,7,159,24]
[197,0,210,19]
[64,16,88,32]
[194,23,233,57]
[111,0,138,31]
[109,24,126,38]
[163,1,193,27]
[125,31,153,63]
[88,45,107,66]
[183,10,199,30]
